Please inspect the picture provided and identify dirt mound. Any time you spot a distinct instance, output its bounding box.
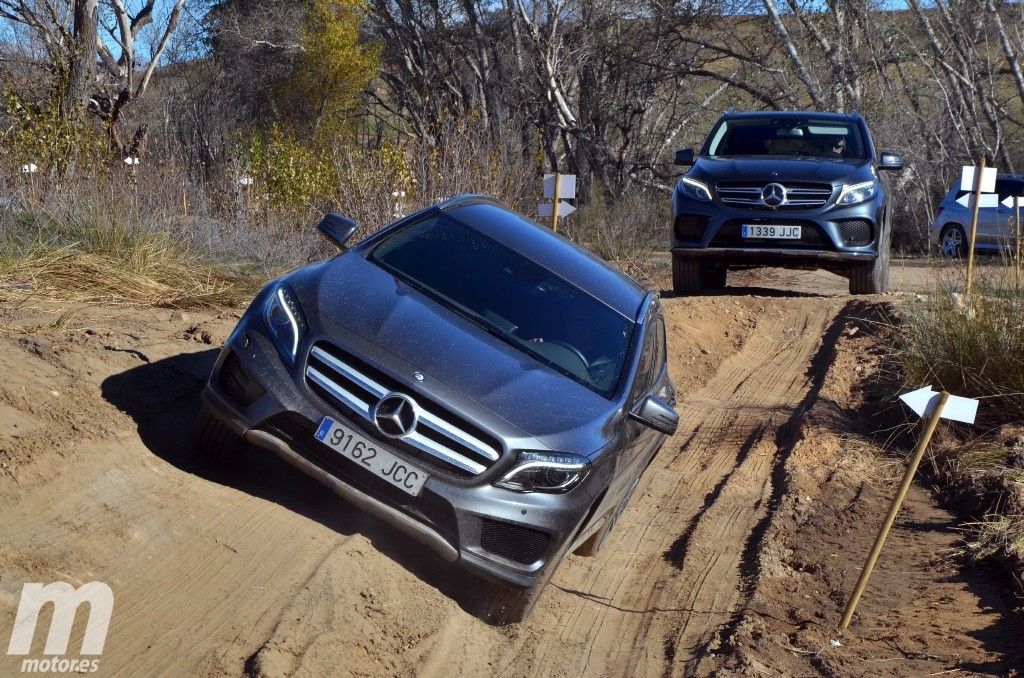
[0,267,1020,676]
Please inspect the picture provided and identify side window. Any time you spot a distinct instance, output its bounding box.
[997,180,1024,201]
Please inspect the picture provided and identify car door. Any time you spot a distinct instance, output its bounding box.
[619,308,671,491]
[994,179,1024,250]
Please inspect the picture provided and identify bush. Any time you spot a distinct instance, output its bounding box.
[896,265,1024,421]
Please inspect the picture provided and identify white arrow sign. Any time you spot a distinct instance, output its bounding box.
[1002,195,1024,209]
[538,201,576,218]
[899,386,978,424]
[961,165,996,193]
[956,193,999,209]
[543,174,577,200]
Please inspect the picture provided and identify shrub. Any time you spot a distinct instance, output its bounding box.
[896,266,1024,422]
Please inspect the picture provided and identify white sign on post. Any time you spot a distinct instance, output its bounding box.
[1001,195,1024,209]
[956,193,1000,209]
[543,174,577,200]
[899,385,979,424]
[537,201,576,218]
[960,165,996,193]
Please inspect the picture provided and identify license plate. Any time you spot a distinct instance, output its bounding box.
[742,224,802,239]
[314,417,429,496]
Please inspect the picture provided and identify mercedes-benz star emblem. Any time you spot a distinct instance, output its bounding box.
[761,183,787,208]
[373,393,418,438]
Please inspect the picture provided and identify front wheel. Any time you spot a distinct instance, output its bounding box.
[940,224,967,259]
[483,550,565,624]
[574,477,641,557]
[671,255,703,296]
[701,265,728,289]
[849,236,891,295]
[193,402,247,464]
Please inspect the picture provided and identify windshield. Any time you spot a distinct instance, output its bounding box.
[369,213,635,397]
[705,118,867,160]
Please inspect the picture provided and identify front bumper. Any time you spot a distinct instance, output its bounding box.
[670,194,884,266]
[201,322,597,588]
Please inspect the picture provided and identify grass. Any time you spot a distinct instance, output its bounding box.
[962,514,1024,562]
[895,261,1024,577]
[0,203,262,309]
[897,264,1024,421]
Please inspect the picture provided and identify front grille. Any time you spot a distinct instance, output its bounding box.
[305,342,502,477]
[480,518,551,565]
[262,412,460,548]
[717,182,833,209]
[674,214,709,241]
[711,219,834,249]
[836,219,873,246]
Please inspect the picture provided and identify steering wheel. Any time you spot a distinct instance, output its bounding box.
[548,340,589,372]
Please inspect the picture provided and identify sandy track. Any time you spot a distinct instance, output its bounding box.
[6,267,997,677]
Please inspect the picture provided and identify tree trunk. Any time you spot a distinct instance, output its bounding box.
[62,0,99,120]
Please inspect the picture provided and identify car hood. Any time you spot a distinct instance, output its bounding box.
[691,156,869,185]
[298,254,620,454]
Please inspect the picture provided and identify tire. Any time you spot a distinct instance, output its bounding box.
[574,477,640,557]
[701,265,728,289]
[483,551,564,624]
[671,255,703,295]
[939,224,967,259]
[849,226,891,295]
[193,402,246,464]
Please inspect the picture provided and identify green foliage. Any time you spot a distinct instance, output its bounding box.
[0,89,106,174]
[282,0,380,142]
[244,125,331,209]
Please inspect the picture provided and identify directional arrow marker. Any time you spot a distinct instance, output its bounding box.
[899,386,978,424]
[538,201,576,218]
[956,193,999,209]
[1002,195,1024,209]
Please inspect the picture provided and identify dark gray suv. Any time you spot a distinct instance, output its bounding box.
[670,111,903,295]
[196,195,678,621]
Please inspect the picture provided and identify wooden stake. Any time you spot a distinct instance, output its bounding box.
[965,156,985,295]
[1015,199,1021,289]
[839,391,949,631]
[551,173,561,233]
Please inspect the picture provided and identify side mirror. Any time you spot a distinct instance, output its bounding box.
[878,152,904,172]
[674,148,695,166]
[629,395,679,435]
[317,213,359,249]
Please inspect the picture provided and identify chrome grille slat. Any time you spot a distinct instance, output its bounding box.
[306,344,500,475]
[718,182,833,209]
[311,346,388,398]
[417,410,500,461]
[306,367,373,419]
[405,432,486,474]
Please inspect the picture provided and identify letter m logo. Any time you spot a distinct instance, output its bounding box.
[7,582,113,655]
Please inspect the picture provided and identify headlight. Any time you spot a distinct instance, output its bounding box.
[679,177,713,203]
[836,181,878,206]
[263,283,307,364]
[495,451,591,493]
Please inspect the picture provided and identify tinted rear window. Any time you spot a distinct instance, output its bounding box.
[369,214,635,397]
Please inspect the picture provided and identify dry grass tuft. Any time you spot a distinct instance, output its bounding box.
[0,246,257,308]
[1,198,263,309]
[896,266,1024,421]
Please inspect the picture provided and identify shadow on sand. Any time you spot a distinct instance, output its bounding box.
[100,349,511,624]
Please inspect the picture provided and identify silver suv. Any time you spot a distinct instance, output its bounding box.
[931,173,1024,257]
